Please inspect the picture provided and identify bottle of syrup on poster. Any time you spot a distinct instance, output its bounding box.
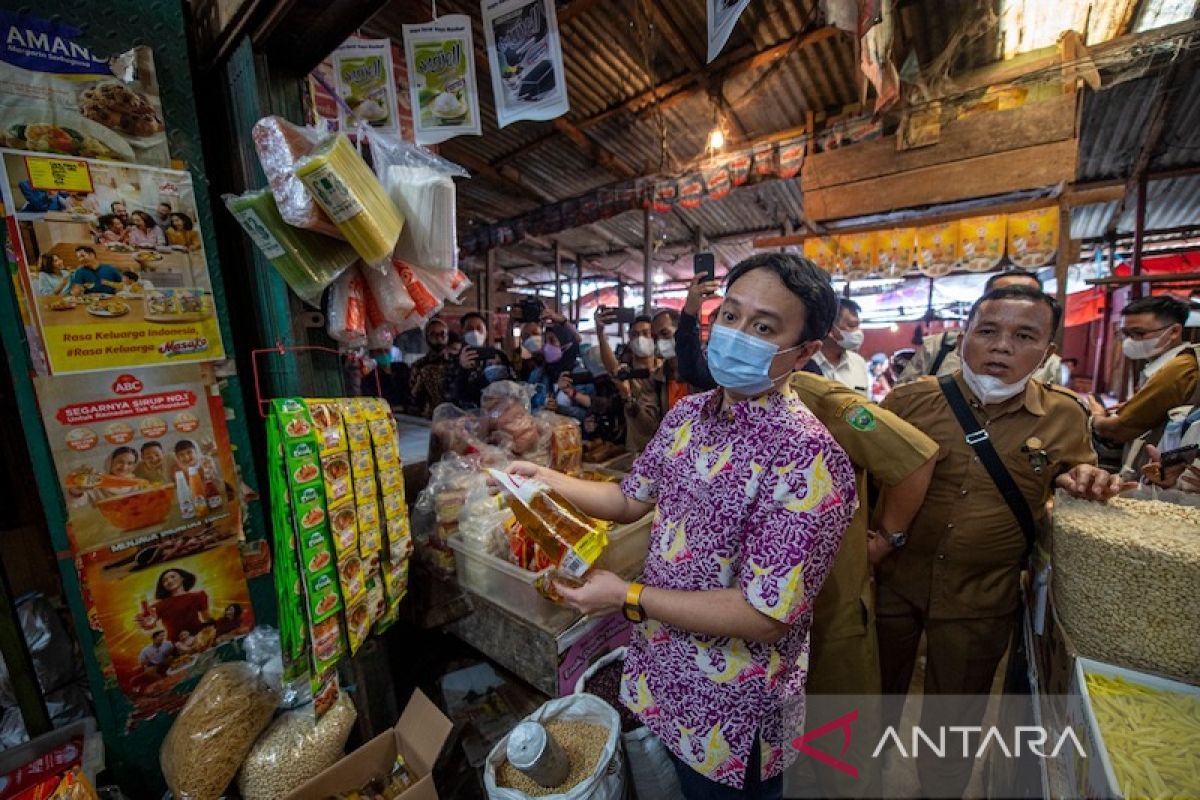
[203,463,222,511]
[188,466,208,518]
[176,471,195,520]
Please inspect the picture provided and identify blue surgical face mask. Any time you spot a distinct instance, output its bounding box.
[483,364,509,384]
[706,324,803,395]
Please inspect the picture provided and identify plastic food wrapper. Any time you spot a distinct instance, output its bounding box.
[236,692,357,800]
[361,259,416,328]
[412,263,472,305]
[394,260,443,321]
[160,662,279,800]
[534,412,583,476]
[295,133,405,266]
[458,482,515,561]
[224,190,358,306]
[413,454,484,574]
[488,470,609,580]
[326,266,368,347]
[252,116,344,239]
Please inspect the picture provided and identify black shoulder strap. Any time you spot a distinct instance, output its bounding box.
[929,332,958,376]
[937,375,1038,553]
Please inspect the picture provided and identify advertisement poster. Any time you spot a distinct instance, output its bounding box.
[916,220,961,278]
[707,0,752,63]
[482,0,570,128]
[80,529,252,719]
[1007,206,1058,269]
[960,214,1007,272]
[0,11,169,167]
[402,15,482,145]
[331,37,402,136]
[34,365,240,554]
[0,149,226,373]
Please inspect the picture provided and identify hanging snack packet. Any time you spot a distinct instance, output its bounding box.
[295,133,405,266]
[487,470,608,579]
[225,189,357,306]
[326,267,369,347]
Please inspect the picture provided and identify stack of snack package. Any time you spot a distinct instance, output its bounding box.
[225,116,472,350]
[267,398,411,717]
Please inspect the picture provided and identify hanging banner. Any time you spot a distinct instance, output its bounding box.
[803,236,838,273]
[0,11,170,167]
[34,364,241,555]
[707,0,753,63]
[1007,206,1058,269]
[678,174,704,209]
[652,180,678,213]
[752,142,777,177]
[402,15,482,145]
[331,37,403,136]
[777,138,806,179]
[308,40,414,140]
[482,0,570,128]
[80,531,252,721]
[0,149,227,374]
[726,150,752,186]
[875,227,915,276]
[704,166,731,201]
[837,232,876,279]
[960,214,1006,272]
[916,220,961,277]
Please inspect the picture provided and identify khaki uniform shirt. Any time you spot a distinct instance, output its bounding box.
[789,373,939,639]
[879,374,1096,620]
[1116,346,1200,435]
[898,331,1062,386]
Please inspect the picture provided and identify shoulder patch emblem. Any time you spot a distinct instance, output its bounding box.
[844,404,876,431]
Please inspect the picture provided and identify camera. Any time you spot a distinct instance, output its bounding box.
[508,297,545,323]
[616,366,651,381]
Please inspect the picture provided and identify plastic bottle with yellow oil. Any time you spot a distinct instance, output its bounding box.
[488,469,608,579]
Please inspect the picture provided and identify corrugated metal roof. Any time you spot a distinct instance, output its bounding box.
[1077,75,1162,181]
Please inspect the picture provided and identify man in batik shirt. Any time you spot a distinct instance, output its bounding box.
[507,254,857,799]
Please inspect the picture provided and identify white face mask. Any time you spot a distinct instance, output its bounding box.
[464,330,486,348]
[837,328,865,351]
[961,337,1046,405]
[656,338,676,359]
[1122,329,1170,361]
[629,336,655,358]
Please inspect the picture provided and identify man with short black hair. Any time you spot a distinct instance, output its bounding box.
[410,318,453,417]
[595,309,660,451]
[1092,295,1197,447]
[509,253,857,797]
[878,285,1123,797]
[897,269,1063,384]
[812,298,870,397]
[69,246,123,296]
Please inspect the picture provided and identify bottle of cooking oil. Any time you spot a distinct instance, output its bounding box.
[488,469,608,579]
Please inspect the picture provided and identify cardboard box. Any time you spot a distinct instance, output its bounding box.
[1064,656,1200,800]
[286,689,452,800]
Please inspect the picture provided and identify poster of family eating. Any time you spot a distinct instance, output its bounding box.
[0,147,226,374]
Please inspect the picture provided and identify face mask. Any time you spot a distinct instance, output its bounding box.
[1122,329,1170,361]
[464,330,486,348]
[555,389,573,407]
[543,343,563,364]
[523,336,543,354]
[706,325,800,395]
[961,337,1045,405]
[629,336,654,358]
[837,328,865,351]
[656,338,676,360]
[483,364,509,384]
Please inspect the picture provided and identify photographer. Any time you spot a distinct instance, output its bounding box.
[450,311,514,409]
[595,307,663,452]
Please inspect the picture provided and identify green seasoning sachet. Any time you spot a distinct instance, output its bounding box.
[267,408,308,674]
[225,190,358,306]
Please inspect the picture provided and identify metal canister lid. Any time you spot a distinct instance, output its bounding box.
[506,721,548,770]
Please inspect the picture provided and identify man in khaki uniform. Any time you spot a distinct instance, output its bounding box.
[898,270,1063,386]
[878,286,1124,797]
[1092,295,1199,446]
[788,371,938,798]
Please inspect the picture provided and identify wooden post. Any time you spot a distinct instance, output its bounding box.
[553,241,562,313]
[1092,241,1116,394]
[483,248,495,319]
[616,278,626,339]
[1055,201,1070,349]
[574,262,583,323]
[1131,172,1148,300]
[643,207,654,312]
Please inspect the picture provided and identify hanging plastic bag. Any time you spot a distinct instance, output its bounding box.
[326,266,368,347]
[252,116,344,239]
[224,190,357,306]
[412,262,473,305]
[361,259,415,327]
[365,129,467,271]
[395,260,444,320]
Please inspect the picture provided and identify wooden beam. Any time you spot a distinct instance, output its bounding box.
[559,0,606,26]
[1086,271,1200,287]
[801,94,1078,192]
[804,139,1078,222]
[550,117,635,178]
[440,144,558,204]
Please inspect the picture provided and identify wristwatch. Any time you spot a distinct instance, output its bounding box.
[884,531,909,549]
[622,582,646,623]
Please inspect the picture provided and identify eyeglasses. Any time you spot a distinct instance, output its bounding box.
[1119,324,1171,339]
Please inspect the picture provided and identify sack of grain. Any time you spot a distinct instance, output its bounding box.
[1053,493,1200,683]
[237,691,357,800]
[485,694,623,800]
[160,662,279,800]
[574,649,682,800]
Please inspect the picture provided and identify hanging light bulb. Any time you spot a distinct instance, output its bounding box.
[653,270,666,286]
[889,322,900,333]
[707,127,725,151]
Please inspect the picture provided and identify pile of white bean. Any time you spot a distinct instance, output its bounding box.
[237,691,357,800]
[1053,494,1200,683]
